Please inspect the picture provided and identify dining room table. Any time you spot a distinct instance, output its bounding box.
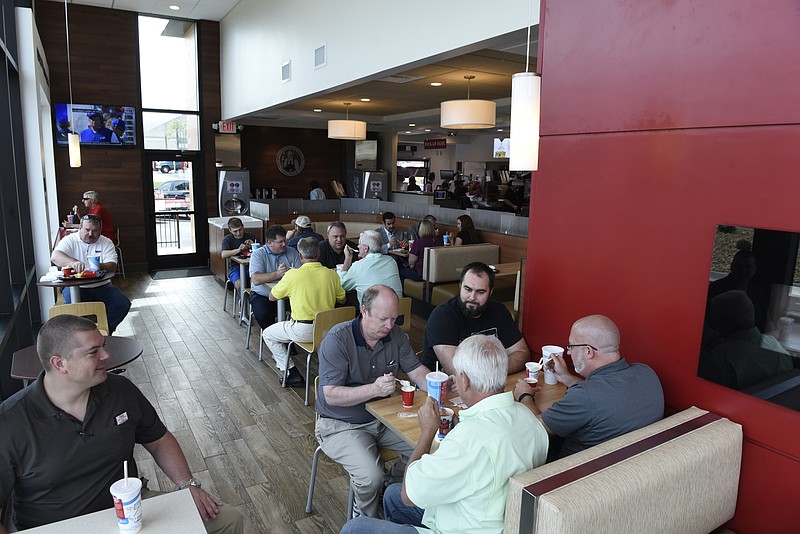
[11,335,144,386]
[37,270,115,303]
[366,369,566,448]
[20,487,205,533]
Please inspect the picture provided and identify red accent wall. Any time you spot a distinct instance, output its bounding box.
[524,1,800,531]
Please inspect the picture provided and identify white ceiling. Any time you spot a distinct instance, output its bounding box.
[47,0,241,22]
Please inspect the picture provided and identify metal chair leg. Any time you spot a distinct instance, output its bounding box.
[305,351,313,406]
[305,446,322,514]
[347,482,355,519]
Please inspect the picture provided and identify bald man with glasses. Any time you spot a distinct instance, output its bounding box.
[513,314,664,460]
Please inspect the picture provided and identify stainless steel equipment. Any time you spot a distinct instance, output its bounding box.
[218,169,251,216]
[347,169,388,199]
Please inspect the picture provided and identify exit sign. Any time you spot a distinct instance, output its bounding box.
[219,120,238,134]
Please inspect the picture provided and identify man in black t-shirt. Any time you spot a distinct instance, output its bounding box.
[422,262,529,375]
[221,217,258,290]
[317,221,358,269]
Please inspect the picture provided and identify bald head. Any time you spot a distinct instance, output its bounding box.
[571,315,621,353]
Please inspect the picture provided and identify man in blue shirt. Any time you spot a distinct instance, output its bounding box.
[248,224,301,328]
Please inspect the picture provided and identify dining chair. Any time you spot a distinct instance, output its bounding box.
[397,297,412,334]
[222,257,239,317]
[242,288,266,363]
[286,306,356,405]
[305,377,398,518]
[113,227,125,279]
[49,302,110,336]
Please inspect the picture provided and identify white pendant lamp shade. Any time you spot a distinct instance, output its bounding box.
[328,119,367,140]
[440,99,496,129]
[509,72,540,171]
[68,133,82,167]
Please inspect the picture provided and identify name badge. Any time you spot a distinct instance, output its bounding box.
[116,412,129,425]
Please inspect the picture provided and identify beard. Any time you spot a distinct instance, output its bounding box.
[458,297,486,318]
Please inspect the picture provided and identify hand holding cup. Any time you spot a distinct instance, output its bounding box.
[514,378,539,402]
[418,397,441,436]
[374,373,396,397]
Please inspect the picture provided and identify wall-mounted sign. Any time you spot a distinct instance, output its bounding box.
[219,120,238,134]
[424,138,447,150]
[276,145,305,176]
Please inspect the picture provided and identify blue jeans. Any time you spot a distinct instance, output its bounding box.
[340,484,426,534]
[62,283,131,334]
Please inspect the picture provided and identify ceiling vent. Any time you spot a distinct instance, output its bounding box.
[379,74,425,84]
[314,44,327,69]
[281,61,291,83]
[252,115,282,121]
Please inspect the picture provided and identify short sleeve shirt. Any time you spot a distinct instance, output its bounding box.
[221,232,258,252]
[270,262,345,321]
[422,298,523,369]
[248,245,302,297]
[0,373,167,529]
[54,233,118,288]
[316,318,422,423]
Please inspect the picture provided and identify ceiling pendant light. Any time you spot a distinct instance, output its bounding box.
[440,75,496,129]
[509,0,541,171]
[64,0,81,167]
[328,102,367,140]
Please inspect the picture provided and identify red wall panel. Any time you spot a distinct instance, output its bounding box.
[525,1,800,531]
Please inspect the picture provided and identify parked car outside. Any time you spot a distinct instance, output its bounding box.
[154,179,190,199]
[156,161,179,173]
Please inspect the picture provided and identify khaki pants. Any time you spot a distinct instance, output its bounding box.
[141,483,243,534]
[315,418,413,518]
[262,319,314,371]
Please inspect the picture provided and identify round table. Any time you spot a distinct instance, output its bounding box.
[37,271,115,303]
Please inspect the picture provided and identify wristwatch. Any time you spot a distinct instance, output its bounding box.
[177,477,202,490]
[517,392,535,403]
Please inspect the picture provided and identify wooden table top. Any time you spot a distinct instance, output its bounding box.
[388,249,409,257]
[454,262,519,278]
[230,255,250,265]
[37,271,115,288]
[11,336,144,381]
[366,370,565,447]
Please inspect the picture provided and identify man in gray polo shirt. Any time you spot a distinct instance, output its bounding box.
[513,314,664,459]
[315,285,432,518]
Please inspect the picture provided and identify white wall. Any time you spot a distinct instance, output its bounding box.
[220,0,537,119]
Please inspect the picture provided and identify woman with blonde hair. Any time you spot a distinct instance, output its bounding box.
[401,219,443,281]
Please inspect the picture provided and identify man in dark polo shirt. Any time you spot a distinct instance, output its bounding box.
[0,315,242,534]
[318,221,358,269]
[423,262,529,376]
[315,285,432,518]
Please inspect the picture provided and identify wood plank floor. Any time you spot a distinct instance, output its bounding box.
[113,272,427,534]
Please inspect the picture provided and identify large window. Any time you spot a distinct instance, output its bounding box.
[138,16,200,150]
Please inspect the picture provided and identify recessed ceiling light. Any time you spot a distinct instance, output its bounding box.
[497,129,504,132]
[313,109,322,112]
[169,5,180,10]
[430,82,442,87]
[424,129,431,132]
[405,131,411,134]
[408,123,415,127]
[360,98,371,102]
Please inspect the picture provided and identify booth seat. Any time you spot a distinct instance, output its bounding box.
[505,406,742,534]
[281,221,379,240]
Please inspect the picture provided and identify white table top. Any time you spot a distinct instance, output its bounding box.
[22,489,205,533]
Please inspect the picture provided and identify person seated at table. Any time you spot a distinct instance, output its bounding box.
[220,217,258,290]
[405,214,437,242]
[0,315,243,534]
[341,335,548,534]
[513,314,664,460]
[249,224,302,329]
[375,211,406,254]
[286,215,324,249]
[262,237,345,387]
[450,214,480,246]
[64,190,115,241]
[318,221,358,270]
[315,285,432,518]
[339,230,403,306]
[51,214,131,334]
[399,220,443,282]
[422,262,528,376]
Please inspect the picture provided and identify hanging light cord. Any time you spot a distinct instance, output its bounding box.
[525,0,532,72]
[64,0,75,128]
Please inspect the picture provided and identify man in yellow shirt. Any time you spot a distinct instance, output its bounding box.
[263,237,345,386]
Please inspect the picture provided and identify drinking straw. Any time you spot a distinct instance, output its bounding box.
[124,460,128,488]
[436,362,439,373]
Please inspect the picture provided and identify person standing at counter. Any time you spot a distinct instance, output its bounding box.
[249,224,302,329]
[309,180,326,200]
[424,172,435,193]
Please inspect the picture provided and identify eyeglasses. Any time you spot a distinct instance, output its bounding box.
[566,343,598,353]
[82,214,101,221]
[81,197,91,201]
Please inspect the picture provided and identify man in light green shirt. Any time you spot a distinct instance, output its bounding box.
[341,335,548,534]
[340,230,403,305]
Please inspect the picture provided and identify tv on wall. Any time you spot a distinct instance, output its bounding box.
[54,103,137,146]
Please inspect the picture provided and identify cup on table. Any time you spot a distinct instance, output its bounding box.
[401,385,416,408]
[62,267,73,277]
[88,255,101,272]
[110,477,143,533]
[541,345,564,385]
[438,407,454,439]
[336,264,344,272]
[442,234,450,246]
[525,361,542,381]
[524,377,539,388]
[251,242,260,251]
[426,371,449,406]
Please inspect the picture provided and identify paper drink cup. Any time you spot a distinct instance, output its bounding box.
[62,267,73,277]
[525,361,541,381]
[524,377,539,387]
[438,407,454,439]
[541,345,563,385]
[426,371,449,406]
[401,385,416,408]
[110,477,143,533]
[88,255,102,272]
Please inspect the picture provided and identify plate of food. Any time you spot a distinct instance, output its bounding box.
[58,269,106,281]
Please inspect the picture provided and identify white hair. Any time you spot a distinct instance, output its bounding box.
[452,335,507,394]
[360,230,383,253]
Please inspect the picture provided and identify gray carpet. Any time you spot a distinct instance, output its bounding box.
[149,267,212,280]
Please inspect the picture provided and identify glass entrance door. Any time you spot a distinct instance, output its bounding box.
[146,154,206,269]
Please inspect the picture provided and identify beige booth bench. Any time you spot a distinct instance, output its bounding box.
[403,243,516,305]
[505,406,742,534]
[280,220,378,240]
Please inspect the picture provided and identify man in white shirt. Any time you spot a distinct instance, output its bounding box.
[339,230,403,305]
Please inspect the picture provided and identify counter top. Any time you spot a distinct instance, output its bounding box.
[207,215,264,229]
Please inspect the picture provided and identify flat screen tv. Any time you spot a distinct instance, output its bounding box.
[440,169,455,181]
[54,103,137,146]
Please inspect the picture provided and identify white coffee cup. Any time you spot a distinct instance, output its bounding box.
[525,361,542,381]
[109,477,143,533]
[541,345,564,385]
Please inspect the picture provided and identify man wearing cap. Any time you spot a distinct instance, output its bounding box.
[80,111,113,143]
[220,217,258,291]
[318,221,358,270]
[51,215,131,334]
[286,215,324,249]
[262,237,345,387]
[341,335,548,534]
[249,224,302,329]
[0,315,244,534]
